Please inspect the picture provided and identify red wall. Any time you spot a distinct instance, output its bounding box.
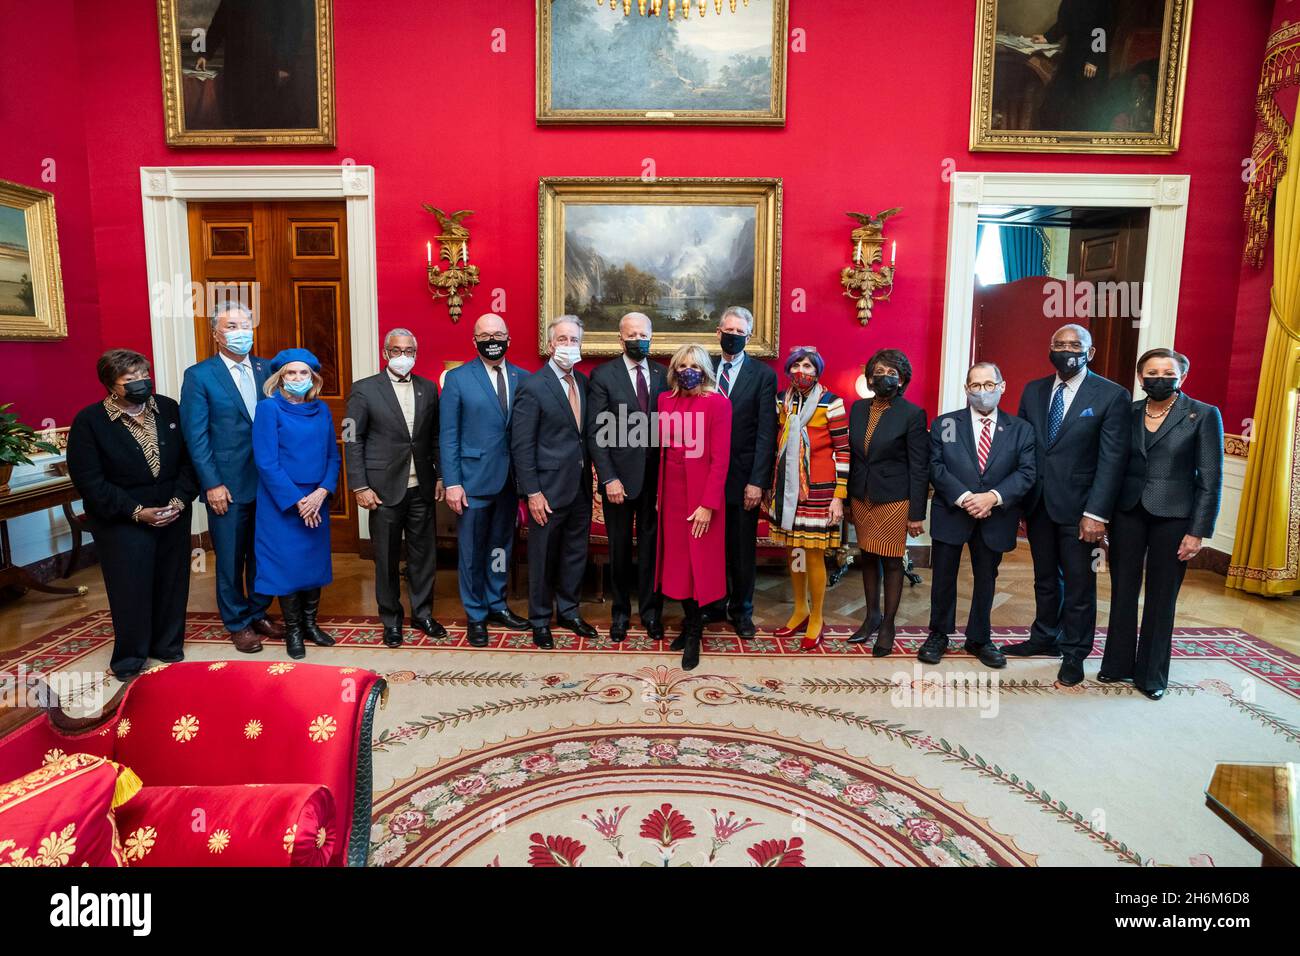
[0,0,1276,431]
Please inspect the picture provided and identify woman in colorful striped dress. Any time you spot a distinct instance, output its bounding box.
[764,347,850,650]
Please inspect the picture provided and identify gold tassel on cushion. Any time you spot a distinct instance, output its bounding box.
[110,764,143,809]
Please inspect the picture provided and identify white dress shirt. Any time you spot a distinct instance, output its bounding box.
[481,356,510,408]
[623,353,650,396]
[387,367,419,488]
[955,407,1003,508]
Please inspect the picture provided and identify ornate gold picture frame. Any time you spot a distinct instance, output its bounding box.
[157,0,336,147]
[539,177,782,358]
[970,0,1193,154]
[0,179,66,342]
[536,0,789,126]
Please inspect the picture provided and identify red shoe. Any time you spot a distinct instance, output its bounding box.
[775,617,809,638]
[799,622,824,651]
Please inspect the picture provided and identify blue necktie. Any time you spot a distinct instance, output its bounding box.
[1047,382,1066,446]
[720,362,733,397]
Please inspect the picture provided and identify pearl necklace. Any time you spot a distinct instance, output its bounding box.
[1144,399,1174,421]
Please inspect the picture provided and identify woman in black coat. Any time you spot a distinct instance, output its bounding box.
[1100,348,1223,700]
[845,349,930,656]
[67,349,199,680]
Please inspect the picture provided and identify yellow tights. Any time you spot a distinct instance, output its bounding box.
[784,547,827,637]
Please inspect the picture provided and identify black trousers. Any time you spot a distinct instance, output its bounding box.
[706,495,760,622]
[93,516,192,677]
[1026,503,1099,663]
[602,475,661,628]
[527,492,592,628]
[1102,503,1190,692]
[370,486,435,628]
[929,534,1004,645]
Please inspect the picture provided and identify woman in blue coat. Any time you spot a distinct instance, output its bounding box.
[253,348,341,658]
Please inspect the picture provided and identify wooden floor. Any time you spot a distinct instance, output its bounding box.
[3,542,1298,658]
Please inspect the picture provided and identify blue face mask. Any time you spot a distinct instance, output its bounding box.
[677,367,704,391]
[224,329,254,355]
[283,377,313,397]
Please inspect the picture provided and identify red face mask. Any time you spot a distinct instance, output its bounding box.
[790,370,817,392]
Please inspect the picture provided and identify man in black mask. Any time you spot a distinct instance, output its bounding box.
[1008,323,1129,685]
[587,312,670,642]
[703,306,777,637]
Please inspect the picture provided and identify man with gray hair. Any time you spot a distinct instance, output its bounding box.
[1005,323,1130,686]
[344,327,447,647]
[180,299,279,653]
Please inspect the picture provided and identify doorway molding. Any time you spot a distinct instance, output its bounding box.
[940,171,1190,414]
[139,164,379,538]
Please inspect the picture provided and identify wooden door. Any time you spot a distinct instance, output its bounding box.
[1066,209,1150,390]
[188,200,357,552]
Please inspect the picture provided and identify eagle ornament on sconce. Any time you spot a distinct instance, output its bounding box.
[423,204,480,323]
[839,207,900,325]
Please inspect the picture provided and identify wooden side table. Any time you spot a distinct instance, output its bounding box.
[1205,762,1298,867]
[0,475,89,598]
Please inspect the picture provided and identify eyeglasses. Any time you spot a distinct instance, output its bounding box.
[387,347,418,357]
[474,333,508,342]
[967,382,1002,392]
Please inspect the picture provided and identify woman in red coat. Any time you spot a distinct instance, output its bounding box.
[655,343,732,670]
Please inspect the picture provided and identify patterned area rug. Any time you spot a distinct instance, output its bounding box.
[5,611,1300,867]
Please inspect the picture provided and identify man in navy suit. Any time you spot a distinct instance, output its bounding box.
[179,300,281,653]
[921,363,1037,669]
[1006,324,1130,685]
[440,313,530,647]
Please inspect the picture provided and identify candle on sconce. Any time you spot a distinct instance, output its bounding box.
[462,241,469,264]
[891,241,897,266]
[427,241,432,265]
[855,240,863,264]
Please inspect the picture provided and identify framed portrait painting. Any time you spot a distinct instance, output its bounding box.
[0,179,66,342]
[970,0,1193,153]
[536,0,789,125]
[538,177,782,358]
[157,0,336,146]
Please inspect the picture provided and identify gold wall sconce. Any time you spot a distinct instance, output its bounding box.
[839,207,900,325]
[423,204,480,323]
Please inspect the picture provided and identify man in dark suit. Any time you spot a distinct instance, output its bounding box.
[440,313,530,647]
[703,306,778,637]
[179,301,281,654]
[1007,324,1130,685]
[345,328,447,648]
[511,317,598,649]
[921,363,1037,668]
[586,312,670,643]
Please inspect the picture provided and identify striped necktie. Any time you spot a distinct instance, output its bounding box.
[977,417,992,472]
[719,361,733,397]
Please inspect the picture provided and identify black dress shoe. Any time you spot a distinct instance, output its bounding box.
[916,632,949,665]
[467,621,490,647]
[412,617,448,639]
[871,623,896,658]
[847,610,882,644]
[732,618,757,639]
[964,640,1006,669]
[533,626,554,649]
[1137,685,1165,701]
[382,625,404,648]
[701,606,727,625]
[645,621,665,641]
[1095,672,1128,684]
[486,608,529,630]
[1002,639,1062,658]
[556,615,597,639]
[1056,658,1085,686]
[610,625,628,643]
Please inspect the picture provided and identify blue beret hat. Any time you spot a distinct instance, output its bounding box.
[269,348,321,374]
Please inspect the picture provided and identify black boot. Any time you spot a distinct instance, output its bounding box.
[280,592,307,660]
[681,600,703,671]
[301,587,337,647]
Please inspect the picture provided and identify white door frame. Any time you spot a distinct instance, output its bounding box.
[139,164,380,538]
[939,171,1191,414]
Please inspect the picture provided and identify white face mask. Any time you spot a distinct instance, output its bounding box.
[387,354,415,378]
[553,344,581,370]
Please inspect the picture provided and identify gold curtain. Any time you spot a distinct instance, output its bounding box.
[1227,121,1300,595]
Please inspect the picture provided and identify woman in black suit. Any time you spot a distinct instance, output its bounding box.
[1100,348,1222,700]
[67,349,199,680]
[845,349,929,656]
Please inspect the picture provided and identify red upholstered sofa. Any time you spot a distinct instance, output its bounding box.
[0,661,386,866]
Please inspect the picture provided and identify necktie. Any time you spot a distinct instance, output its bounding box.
[635,365,649,413]
[720,361,733,397]
[494,365,508,416]
[1047,382,1066,446]
[977,417,992,472]
[563,373,581,430]
[234,362,257,420]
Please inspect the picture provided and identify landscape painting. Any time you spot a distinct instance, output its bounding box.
[0,179,66,341]
[537,0,788,124]
[539,177,781,357]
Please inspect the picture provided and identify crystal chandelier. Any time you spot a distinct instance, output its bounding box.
[595,0,752,21]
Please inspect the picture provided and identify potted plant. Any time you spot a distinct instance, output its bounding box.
[0,403,58,495]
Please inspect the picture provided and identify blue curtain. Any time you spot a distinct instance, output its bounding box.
[999,226,1048,282]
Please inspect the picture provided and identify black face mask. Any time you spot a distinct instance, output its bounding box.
[121,379,153,403]
[476,339,508,362]
[719,331,748,356]
[1049,349,1088,378]
[623,338,651,360]
[870,374,900,398]
[1142,377,1179,401]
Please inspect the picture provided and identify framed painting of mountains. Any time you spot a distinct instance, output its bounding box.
[0,179,66,342]
[538,177,782,357]
[157,0,336,146]
[537,0,789,125]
